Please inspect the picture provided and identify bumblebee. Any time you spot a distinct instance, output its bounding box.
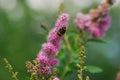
[57,27,66,36]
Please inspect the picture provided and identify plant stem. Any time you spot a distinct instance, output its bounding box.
[3,58,19,80]
[63,34,71,50]
[80,69,83,80]
[60,34,72,79]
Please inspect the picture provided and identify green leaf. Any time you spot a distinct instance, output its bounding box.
[26,76,30,80]
[87,39,107,44]
[66,66,72,72]
[87,65,103,73]
[67,32,77,38]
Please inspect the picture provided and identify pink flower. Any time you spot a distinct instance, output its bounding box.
[42,42,58,56]
[89,26,105,38]
[48,13,69,45]
[100,15,111,31]
[53,77,60,80]
[36,13,70,75]
[39,65,51,74]
[55,13,69,30]
[48,58,59,66]
[48,29,61,45]
[89,15,111,38]
[75,0,112,39]
[75,12,111,39]
[75,13,91,29]
[37,51,48,64]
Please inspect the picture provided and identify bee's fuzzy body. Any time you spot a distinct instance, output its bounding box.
[57,27,66,36]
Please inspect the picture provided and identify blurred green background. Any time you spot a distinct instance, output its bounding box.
[0,0,120,80]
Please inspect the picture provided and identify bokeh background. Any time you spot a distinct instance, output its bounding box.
[0,0,120,80]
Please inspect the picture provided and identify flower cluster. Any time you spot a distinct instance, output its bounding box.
[53,77,60,80]
[3,58,19,80]
[36,13,69,74]
[75,0,115,38]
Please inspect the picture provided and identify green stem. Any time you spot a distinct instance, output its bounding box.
[63,34,71,50]
[60,34,72,79]
[80,69,83,80]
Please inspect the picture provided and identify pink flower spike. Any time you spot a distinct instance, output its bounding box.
[48,28,61,45]
[89,26,105,39]
[75,13,91,29]
[55,13,69,30]
[38,55,48,64]
[100,15,111,31]
[37,51,48,64]
[48,13,69,45]
[42,42,59,56]
[48,58,59,66]
[39,65,51,74]
[36,13,70,75]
